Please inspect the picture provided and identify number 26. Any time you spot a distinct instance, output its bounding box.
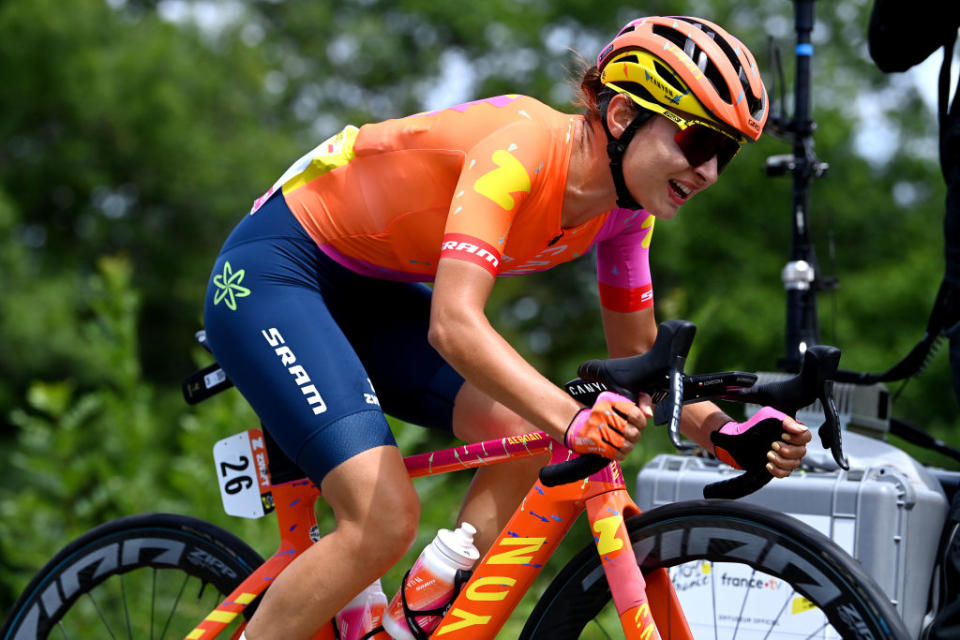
[220,456,253,495]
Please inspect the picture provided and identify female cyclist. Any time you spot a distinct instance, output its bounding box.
[203,15,812,640]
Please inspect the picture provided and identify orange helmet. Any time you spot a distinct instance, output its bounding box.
[597,16,768,142]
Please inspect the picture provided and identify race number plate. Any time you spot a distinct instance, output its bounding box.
[213,429,274,518]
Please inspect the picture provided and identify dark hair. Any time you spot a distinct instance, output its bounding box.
[572,57,643,127]
[572,61,607,125]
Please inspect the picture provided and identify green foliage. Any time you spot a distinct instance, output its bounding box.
[1,257,157,599]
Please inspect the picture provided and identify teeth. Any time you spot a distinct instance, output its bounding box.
[670,180,691,197]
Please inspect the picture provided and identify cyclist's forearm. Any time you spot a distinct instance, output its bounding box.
[679,401,732,452]
[430,305,581,441]
[431,259,582,440]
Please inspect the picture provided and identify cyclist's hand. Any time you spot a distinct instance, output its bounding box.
[564,391,652,461]
[710,407,811,478]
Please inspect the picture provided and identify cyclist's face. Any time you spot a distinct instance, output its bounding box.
[622,114,720,220]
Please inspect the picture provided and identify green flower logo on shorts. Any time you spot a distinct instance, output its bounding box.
[213,261,251,311]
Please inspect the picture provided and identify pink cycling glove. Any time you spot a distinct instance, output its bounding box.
[564,391,636,459]
[710,406,790,470]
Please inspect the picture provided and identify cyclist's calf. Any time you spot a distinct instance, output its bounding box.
[245,445,419,640]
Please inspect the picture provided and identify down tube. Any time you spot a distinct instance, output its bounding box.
[431,478,585,638]
[585,491,693,640]
[184,480,336,640]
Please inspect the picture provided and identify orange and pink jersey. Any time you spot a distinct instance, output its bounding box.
[251,95,655,312]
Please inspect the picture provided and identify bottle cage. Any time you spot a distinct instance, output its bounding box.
[399,568,474,640]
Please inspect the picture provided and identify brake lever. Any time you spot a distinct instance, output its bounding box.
[654,358,686,448]
[703,345,846,499]
[653,323,697,448]
[816,355,847,470]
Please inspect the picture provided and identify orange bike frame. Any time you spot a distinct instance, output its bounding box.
[185,432,693,640]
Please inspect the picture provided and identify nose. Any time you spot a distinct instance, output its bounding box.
[694,155,719,185]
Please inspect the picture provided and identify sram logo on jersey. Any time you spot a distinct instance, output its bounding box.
[440,233,501,276]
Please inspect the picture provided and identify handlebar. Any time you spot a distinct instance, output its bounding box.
[702,345,845,498]
[540,319,695,486]
[539,320,845,499]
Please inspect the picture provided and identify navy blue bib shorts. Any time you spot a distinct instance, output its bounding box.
[203,193,465,486]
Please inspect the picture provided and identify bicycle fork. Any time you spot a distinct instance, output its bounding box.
[585,487,692,640]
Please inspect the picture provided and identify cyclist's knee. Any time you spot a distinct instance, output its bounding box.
[363,482,419,551]
[322,446,420,562]
[336,490,419,568]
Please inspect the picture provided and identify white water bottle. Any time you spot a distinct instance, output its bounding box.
[336,579,389,640]
[382,522,480,640]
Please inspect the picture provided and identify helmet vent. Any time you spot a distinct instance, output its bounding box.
[652,24,688,50]
[614,53,641,65]
[685,18,763,114]
[701,62,732,104]
[615,81,658,106]
[653,23,733,105]
[653,59,687,93]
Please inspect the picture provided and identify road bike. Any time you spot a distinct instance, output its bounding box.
[0,319,911,639]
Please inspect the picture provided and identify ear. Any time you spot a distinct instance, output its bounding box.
[605,93,637,139]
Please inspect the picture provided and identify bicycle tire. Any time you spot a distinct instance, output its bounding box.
[521,499,910,639]
[1,512,264,640]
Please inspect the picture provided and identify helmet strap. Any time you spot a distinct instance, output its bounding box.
[599,96,654,210]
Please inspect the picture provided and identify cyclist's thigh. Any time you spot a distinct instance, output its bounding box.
[449,382,535,442]
[203,199,396,485]
[331,278,465,432]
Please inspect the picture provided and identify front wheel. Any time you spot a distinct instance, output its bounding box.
[1,513,264,640]
[521,500,910,639]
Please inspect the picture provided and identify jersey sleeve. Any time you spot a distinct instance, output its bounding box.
[595,209,656,312]
[440,120,550,277]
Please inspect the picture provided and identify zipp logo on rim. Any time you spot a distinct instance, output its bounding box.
[187,548,238,580]
[9,538,186,639]
[580,528,845,608]
[836,604,876,640]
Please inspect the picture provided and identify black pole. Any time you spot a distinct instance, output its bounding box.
[779,0,825,372]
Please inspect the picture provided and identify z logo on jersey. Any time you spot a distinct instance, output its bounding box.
[474,149,530,211]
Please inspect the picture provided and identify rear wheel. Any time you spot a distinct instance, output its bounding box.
[1,513,264,640]
[521,500,910,639]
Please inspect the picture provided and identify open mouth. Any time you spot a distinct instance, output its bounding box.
[669,180,691,200]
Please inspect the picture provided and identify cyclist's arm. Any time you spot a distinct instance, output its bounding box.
[431,120,652,451]
[600,306,810,476]
[430,258,650,452]
[601,306,731,450]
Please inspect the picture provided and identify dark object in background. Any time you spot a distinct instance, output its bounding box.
[868,1,960,407]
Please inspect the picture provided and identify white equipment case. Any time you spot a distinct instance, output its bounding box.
[635,430,950,637]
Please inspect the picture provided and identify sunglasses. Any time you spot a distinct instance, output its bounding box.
[671,118,742,172]
[606,85,746,172]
